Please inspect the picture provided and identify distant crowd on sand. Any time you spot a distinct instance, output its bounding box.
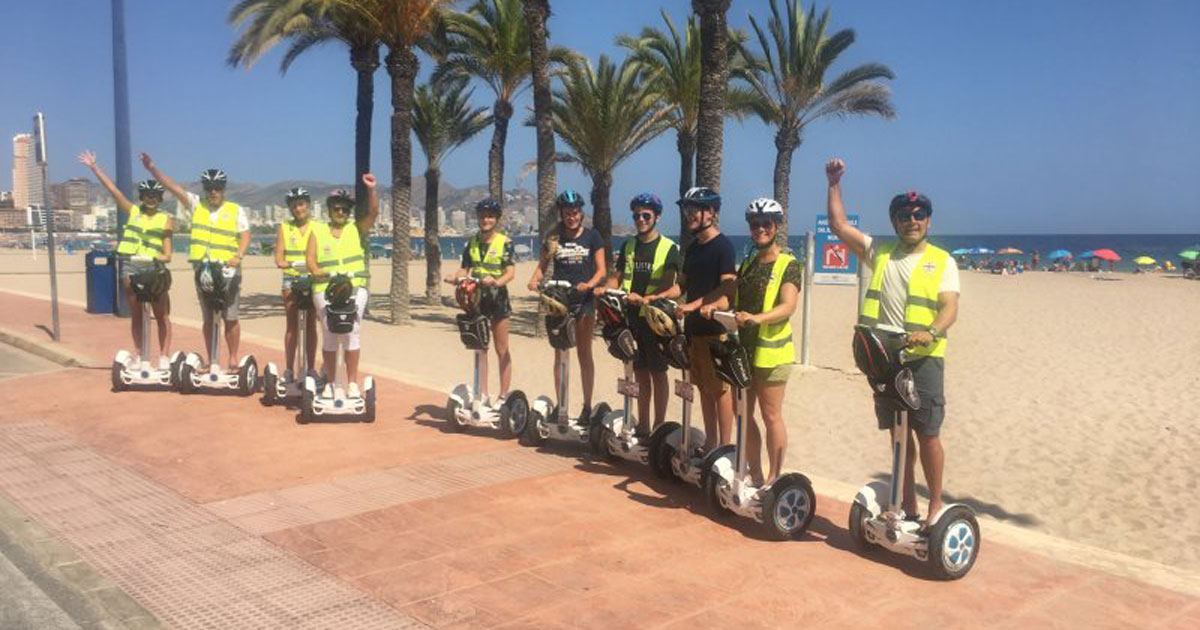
[954,250,1197,277]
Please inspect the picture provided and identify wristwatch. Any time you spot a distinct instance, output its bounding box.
[927,325,941,339]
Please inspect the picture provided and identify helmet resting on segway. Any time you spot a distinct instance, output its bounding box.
[130,262,172,302]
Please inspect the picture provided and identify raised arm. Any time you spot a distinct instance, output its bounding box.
[356,173,380,234]
[825,158,869,259]
[140,153,191,208]
[78,151,133,214]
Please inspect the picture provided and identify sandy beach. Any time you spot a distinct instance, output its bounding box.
[2,248,1198,574]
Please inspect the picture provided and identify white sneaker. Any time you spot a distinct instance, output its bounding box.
[322,383,334,399]
[347,382,361,399]
[158,356,170,370]
[333,386,346,401]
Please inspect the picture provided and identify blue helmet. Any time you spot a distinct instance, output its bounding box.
[677,186,721,208]
[555,189,584,208]
[630,192,663,215]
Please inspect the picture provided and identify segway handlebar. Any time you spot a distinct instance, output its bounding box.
[130,255,154,263]
[541,279,572,290]
[711,311,740,334]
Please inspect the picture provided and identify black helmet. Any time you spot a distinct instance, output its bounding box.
[474,198,502,215]
[677,186,721,209]
[325,274,354,307]
[285,187,310,205]
[137,180,165,198]
[888,190,933,217]
[326,189,354,214]
[200,169,227,190]
[555,189,584,208]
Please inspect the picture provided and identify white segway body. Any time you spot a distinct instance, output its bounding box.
[111,350,185,391]
[594,403,649,464]
[262,362,310,405]
[652,423,709,487]
[177,352,259,396]
[707,450,816,540]
[524,394,594,446]
[446,384,529,438]
[300,375,376,423]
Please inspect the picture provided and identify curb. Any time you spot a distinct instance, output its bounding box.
[0,325,98,369]
[0,493,162,629]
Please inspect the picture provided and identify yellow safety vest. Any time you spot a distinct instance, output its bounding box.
[859,241,950,358]
[313,223,367,291]
[620,234,676,294]
[281,220,319,276]
[466,232,508,278]
[116,206,169,258]
[735,252,796,368]
[188,202,242,262]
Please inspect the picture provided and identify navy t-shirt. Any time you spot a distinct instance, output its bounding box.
[682,233,737,336]
[548,226,604,305]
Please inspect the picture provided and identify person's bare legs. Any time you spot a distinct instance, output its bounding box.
[493,317,511,397]
[744,386,765,486]
[755,379,788,485]
[575,314,595,410]
[345,349,360,385]
[322,350,338,384]
[714,387,734,446]
[201,319,215,369]
[651,370,668,431]
[698,388,718,452]
[224,319,240,371]
[303,304,318,372]
[150,291,172,359]
[123,279,143,356]
[283,289,298,373]
[916,433,945,521]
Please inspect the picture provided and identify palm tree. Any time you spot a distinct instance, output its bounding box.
[227,0,380,218]
[545,55,672,268]
[743,0,895,242]
[523,0,557,241]
[434,0,574,204]
[413,79,491,300]
[692,0,732,191]
[618,10,753,246]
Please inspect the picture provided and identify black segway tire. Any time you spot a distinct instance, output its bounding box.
[519,407,547,447]
[238,357,258,396]
[169,354,185,390]
[299,387,314,424]
[848,502,872,552]
[178,363,195,395]
[926,506,980,580]
[111,361,125,392]
[446,398,467,432]
[647,422,682,481]
[262,371,279,406]
[499,392,529,439]
[762,473,816,541]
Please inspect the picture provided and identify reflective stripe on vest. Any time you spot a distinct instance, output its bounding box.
[281,220,318,276]
[117,206,169,257]
[859,242,949,358]
[313,223,367,291]
[467,232,508,278]
[188,202,241,262]
[735,253,796,368]
[620,235,676,296]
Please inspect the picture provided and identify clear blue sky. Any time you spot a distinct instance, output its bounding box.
[2,0,1197,236]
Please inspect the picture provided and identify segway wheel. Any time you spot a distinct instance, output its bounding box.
[237,357,258,396]
[926,506,980,580]
[262,370,279,406]
[848,502,872,552]
[111,361,126,392]
[446,398,467,432]
[762,474,816,541]
[499,392,529,439]
[519,408,546,447]
[299,387,314,424]
[647,422,682,481]
[589,421,618,461]
[169,354,185,389]
[362,380,376,423]
[178,363,195,395]
[703,445,737,517]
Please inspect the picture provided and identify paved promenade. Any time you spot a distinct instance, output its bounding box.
[0,290,1196,629]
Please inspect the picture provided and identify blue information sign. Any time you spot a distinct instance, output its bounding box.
[814,214,858,285]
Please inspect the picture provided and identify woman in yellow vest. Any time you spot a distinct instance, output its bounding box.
[79,151,175,369]
[306,174,379,396]
[701,198,800,487]
[273,187,320,381]
[444,198,517,399]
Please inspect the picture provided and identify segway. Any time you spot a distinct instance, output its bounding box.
[300,272,376,423]
[702,312,816,540]
[111,256,184,391]
[847,325,980,579]
[445,276,529,437]
[263,261,315,406]
[643,300,714,487]
[177,259,258,396]
[521,280,610,447]
[589,289,650,463]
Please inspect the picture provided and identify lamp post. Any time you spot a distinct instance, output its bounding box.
[112,0,133,316]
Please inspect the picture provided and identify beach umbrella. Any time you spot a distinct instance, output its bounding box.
[1133,256,1156,265]
[951,248,970,255]
[996,247,1024,255]
[1092,249,1121,262]
[1179,250,1198,261]
[1079,250,1095,259]
[1046,249,1071,259]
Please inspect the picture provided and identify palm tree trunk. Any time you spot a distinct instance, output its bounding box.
[424,166,441,302]
[524,0,557,240]
[488,99,513,203]
[351,43,380,222]
[386,48,418,325]
[676,128,695,247]
[692,0,731,190]
[773,129,799,247]
[590,171,614,273]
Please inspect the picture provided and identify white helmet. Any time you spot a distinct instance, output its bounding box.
[745,197,784,223]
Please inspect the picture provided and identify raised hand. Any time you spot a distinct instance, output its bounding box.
[362,173,376,189]
[78,151,97,169]
[826,158,845,185]
[139,153,155,171]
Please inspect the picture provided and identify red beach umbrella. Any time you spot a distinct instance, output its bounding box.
[1092,249,1121,262]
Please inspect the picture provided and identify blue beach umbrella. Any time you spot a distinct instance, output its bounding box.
[969,247,994,255]
[1046,249,1072,260]
[951,248,970,255]
[1079,250,1095,259]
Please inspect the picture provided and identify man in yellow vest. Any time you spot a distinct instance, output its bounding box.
[825,158,961,526]
[142,154,251,372]
[606,193,680,437]
[444,198,517,399]
[273,187,320,381]
[79,151,175,368]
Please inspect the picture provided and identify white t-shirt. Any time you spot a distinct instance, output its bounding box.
[863,236,960,333]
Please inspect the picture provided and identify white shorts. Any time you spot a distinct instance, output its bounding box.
[313,287,368,352]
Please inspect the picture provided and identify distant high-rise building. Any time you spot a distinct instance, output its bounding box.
[450,209,468,232]
[12,133,44,209]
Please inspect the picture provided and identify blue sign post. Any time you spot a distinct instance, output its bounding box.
[814,214,858,285]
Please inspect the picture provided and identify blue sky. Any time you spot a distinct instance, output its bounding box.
[2,0,1197,236]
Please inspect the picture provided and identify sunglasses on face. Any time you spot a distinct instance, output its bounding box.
[748,218,776,231]
[683,205,711,216]
[633,211,655,222]
[893,208,929,222]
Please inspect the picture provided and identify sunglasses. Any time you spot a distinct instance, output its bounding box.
[748,218,776,231]
[633,211,656,222]
[682,205,712,216]
[893,208,929,222]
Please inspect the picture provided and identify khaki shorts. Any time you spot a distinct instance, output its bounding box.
[753,364,793,384]
[688,335,728,393]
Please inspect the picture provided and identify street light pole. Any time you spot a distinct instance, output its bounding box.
[34,113,61,342]
[112,0,133,317]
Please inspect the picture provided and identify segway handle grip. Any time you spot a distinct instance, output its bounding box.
[290,261,309,270]
[542,279,572,290]
[712,311,739,333]
[130,255,154,263]
[604,288,627,298]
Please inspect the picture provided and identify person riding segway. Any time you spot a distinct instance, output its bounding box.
[263,187,321,404]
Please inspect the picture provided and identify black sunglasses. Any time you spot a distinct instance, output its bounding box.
[893,208,929,222]
[633,211,656,222]
[748,218,776,231]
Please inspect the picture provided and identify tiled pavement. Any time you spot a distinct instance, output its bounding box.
[1,291,1199,629]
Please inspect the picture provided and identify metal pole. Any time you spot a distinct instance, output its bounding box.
[857,232,870,319]
[800,231,814,366]
[35,118,61,342]
[112,0,133,317]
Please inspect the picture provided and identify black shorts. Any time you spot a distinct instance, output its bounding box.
[479,289,512,321]
[875,357,945,437]
[569,294,595,319]
[632,316,668,373]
